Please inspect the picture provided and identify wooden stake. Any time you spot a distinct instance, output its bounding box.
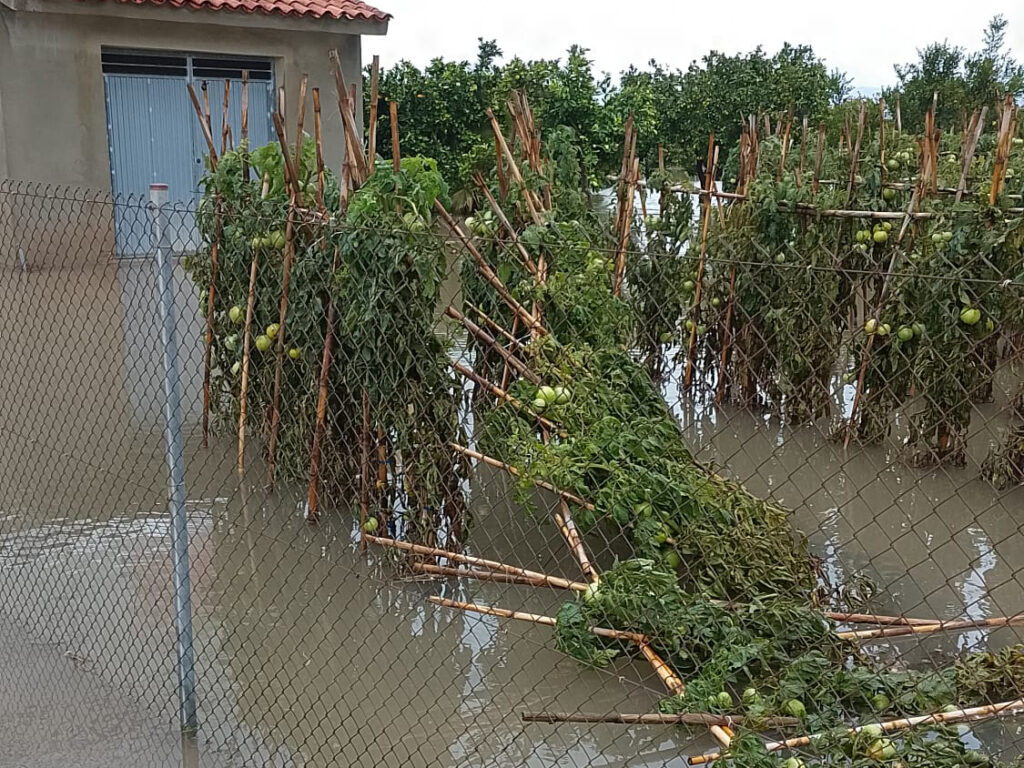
[474,173,538,274]
[445,308,542,386]
[715,264,737,404]
[186,83,218,169]
[777,105,793,181]
[838,613,1024,641]
[449,361,562,435]
[486,108,544,226]
[368,55,380,174]
[328,49,368,184]
[796,116,809,186]
[435,205,546,336]
[413,561,586,591]
[495,132,508,199]
[846,101,867,202]
[894,95,902,133]
[955,107,986,203]
[360,389,371,549]
[449,442,592,509]
[265,199,296,490]
[221,79,231,155]
[658,143,665,173]
[293,74,308,182]
[684,134,716,390]
[689,698,1024,764]
[236,248,259,475]
[240,71,249,180]
[523,712,799,727]
[389,101,400,172]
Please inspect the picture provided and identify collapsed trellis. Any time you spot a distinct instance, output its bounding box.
[187,65,1024,766]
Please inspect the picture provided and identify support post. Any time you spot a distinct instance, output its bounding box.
[149,183,198,736]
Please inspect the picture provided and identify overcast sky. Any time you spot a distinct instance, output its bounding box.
[363,1,1024,94]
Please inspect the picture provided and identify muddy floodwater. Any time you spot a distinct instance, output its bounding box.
[2,259,1024,767]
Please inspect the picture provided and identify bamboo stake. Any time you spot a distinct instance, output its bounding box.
[523,712,799,727]
[221,79,231,154]
[796,116,809,186]
[328,49,368,184]
[266,198,296,490]
[838,613,1024,641]
[293,75,308,180]
[991,94,1016,205]
[435,205,546,336]
[236,247,259,475]
[389,100,400,172]
[200,207,220,449]
[824,611,939,627]
[446,308,542,386]
[368,55,380,174]
[449,442,592,508]
[715,263,738,404]
[776,106,793,180]
[812,123,826,194]
[846,101,867,202]
[360,389,371,550]
[956,107,986,203]
[450,359,563,435]
[474,173,538,275]
[555,497,599,583]
[201,80,213,148]
[413,562,586,591]
[305,95,333,522]
[689,698,1024,764]
[684,135,716,390]
[186,83,218,169]
[468,303,523,350]
[658,143,665,173]
[428,596,646,644]
[613,116,637,296]
[500,315,520,391]
[895,95,902,133]
[486,108,544,226]
[367,534,588,589]
[240,71,249,180]
[495,132,509,199]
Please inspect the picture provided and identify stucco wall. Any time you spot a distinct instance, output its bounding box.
[0,3,370,189]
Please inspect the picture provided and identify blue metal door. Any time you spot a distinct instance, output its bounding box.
[103,52,273,257]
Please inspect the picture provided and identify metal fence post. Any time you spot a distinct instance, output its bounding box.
[149,183,198,736]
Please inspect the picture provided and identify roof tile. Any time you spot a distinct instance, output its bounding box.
[80,0,390,22]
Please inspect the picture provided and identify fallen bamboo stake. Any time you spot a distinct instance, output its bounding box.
[689,698,1024,764]
[413,562,586,591]
[838,613,1024,641]
[449,442,593,509]
[449,361,563,435]
[445,307,542,386]
[823,611,940,627]
[367,534,588,589]
[474,173,538,275]
[522,711,800,727]
[436,203,546,336]
[468,303,523,350]
[428,596,645,643]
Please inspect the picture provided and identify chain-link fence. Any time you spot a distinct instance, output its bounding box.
[2,170,1024,768]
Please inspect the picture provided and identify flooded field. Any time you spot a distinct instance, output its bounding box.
[2,215,1024,767]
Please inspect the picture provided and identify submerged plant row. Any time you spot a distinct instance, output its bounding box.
[186,63,1024,768]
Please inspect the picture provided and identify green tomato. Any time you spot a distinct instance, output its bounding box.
[229,305,244,324]
[531,397,548,412]
[711,297,721,308]
[873,229,889,244]
[855,229,866,243]
[879,323,891,336]
[870,693,891,711]
[960,307,982,325]
[865,318,879,335]
[862,723,885,738]
[866,738,897,761]
[716,691,733,708]
[782,759,805,768]
[683,279,696,292]
[685,319,695,332]
[552,386,570,405]
[230,361,242,376]
[783,699,807,718]
[883,221,892,232]
[742,687,760,705]
[538,385,558,405]
[266,322,281,340]
[255,334,272,352]
[663,550,681,570]
[912,322,925,337]
[269,230,286,249]
[885,158,899,171]
[882,187,897,202]
[775,252,786,264]
[363,516,379,534]
[659,331,673,344]
[288,347,301,360]
[896,326,914,342]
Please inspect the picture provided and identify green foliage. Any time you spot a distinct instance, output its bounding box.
[885,15,1024,132]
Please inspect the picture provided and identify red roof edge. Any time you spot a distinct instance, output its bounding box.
[77,0,391,23]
